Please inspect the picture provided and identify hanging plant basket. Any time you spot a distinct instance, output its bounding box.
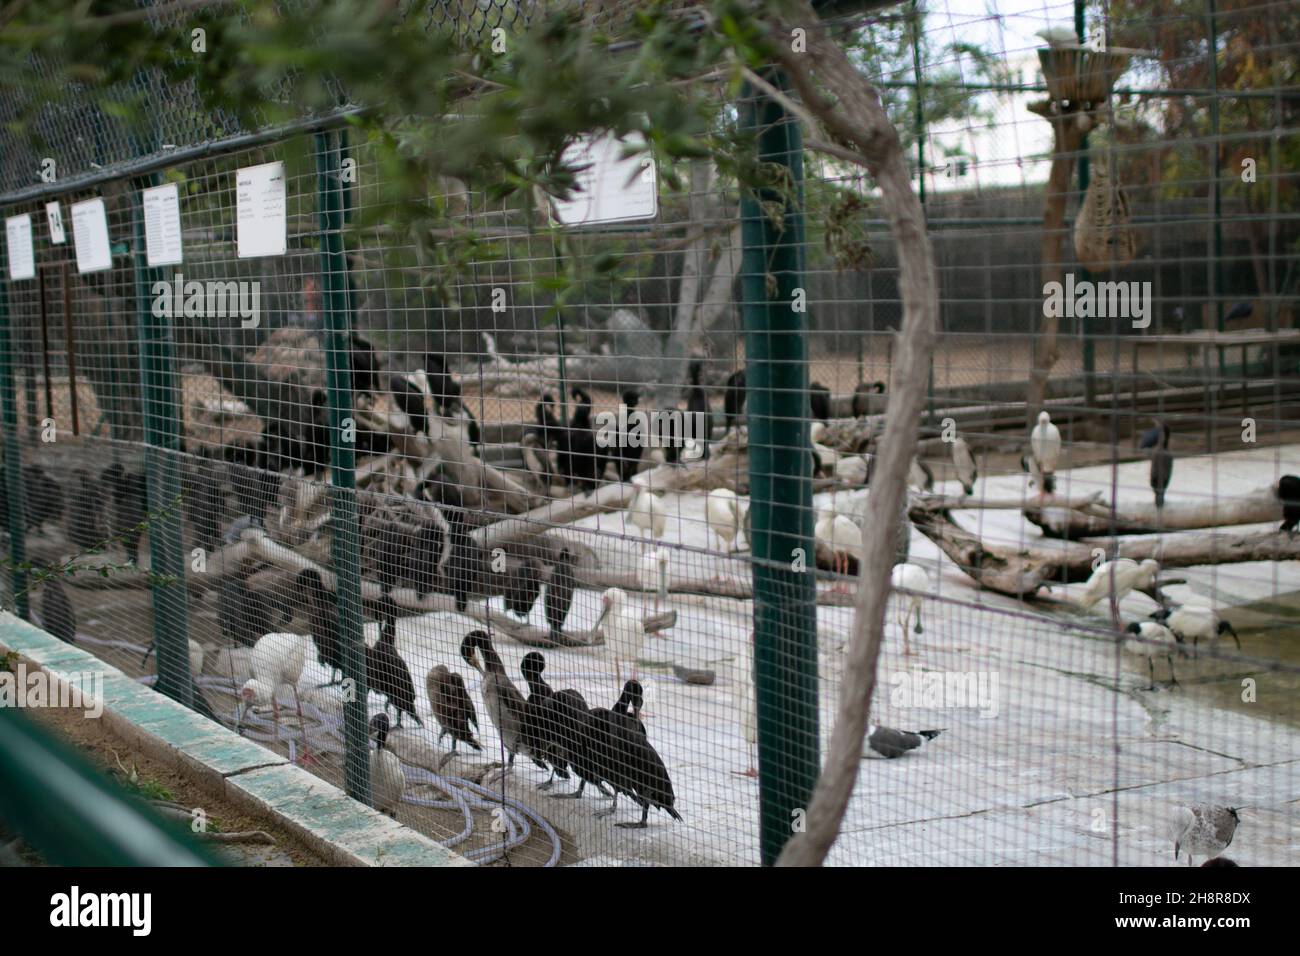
[1037,46,1140,106]
[1074,160,1137,271]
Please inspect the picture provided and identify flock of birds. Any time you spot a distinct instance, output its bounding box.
[8,330,1300,861]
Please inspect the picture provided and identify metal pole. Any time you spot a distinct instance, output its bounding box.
[1206,0,1224,445]
[132,176,193,708]
[0,272,29,619]
[315,129,371,804]
[909,1,936,424]
[739,69,819,867]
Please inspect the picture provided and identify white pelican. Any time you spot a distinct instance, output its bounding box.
[834,454,871,486]
[815,507,862,593]
[1029,411,1062,495]
[596,587,644,684]
[1153,605,1240,653]
[1123,621,1185,689]
[236,631,315,765]
[627,485,666,550]
[706,488,744,552]
[368,713,406,818]
[1076,558,1160,610]
[890,562,931,656]
[950,435,977,496]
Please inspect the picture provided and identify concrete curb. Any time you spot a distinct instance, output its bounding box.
[0,612,469,867]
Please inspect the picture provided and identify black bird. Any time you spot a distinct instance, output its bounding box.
[1224,301,1253,322]
[809,381,832,424]
[545,688,612,801]
[102,463,148,563]
[215,573,292,651]
[23,465,65,532]
[423,352,467,421]
[590,681,682,828]
[300,390,332,476]
[184,457,224,552]
[532,393,561,451]
[66,469,102,550]
[368,518,409,597]
[443,507,488,611]
[851,380,886,418]
[1278,475,1300,534]
[519,651,570,788]
[1139,420,1173,509]
[350,332,381,398]
[684,359,711,461]
[426,664,481,764]
[865,723,942,759]
[391,373,428,436]
[367,602,422,728]
[227,452,281,525]
[544,547,577,644]
[460,630,535,770]
[299,569,344,685]
[604,389,645,482]
[39,574,76,644]
[503,556,544,619]
[724,368,746,433]
[408,518,447,598]
[558,387,600,493]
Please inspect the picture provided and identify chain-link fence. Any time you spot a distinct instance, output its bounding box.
[1,0,1298,867]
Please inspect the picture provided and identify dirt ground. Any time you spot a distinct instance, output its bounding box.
[12,702,330,867]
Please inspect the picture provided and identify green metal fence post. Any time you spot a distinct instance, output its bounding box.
[315,130,371,804]
[132,177,193,707]
[739,69,820,867]
[0,273,29,619]
[1076,0,1097,406]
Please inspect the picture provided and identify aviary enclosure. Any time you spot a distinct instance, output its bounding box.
[0,0,1297,866]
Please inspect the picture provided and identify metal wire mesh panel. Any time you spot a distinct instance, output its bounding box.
[1,0,1297,868]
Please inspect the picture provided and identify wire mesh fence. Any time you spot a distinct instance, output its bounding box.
[1,0,1298,867]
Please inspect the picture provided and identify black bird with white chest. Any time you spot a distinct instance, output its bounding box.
[864,723,942,759]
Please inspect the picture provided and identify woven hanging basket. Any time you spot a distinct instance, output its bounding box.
[1074,161,1137,271]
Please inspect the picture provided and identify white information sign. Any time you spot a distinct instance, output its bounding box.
[142,183,184,267]
[236,161,287,258]
[5,214,35,281]
[552,132,657,227]
[71,198,113,274]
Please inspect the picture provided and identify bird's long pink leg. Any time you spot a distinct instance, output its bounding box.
[293,685,317,767]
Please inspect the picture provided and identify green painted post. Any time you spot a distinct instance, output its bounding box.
[739,69,819,867]
[315,130,371,804]
[0,272,29,619]
[910,2,936,423]
[132,177,193,707]
[1076,0,1096,406]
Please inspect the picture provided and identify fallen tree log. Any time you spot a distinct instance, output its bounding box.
[1026,486,1284,539]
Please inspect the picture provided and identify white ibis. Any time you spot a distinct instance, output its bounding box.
[815,506,862,594]
[1123,621,1185,689]
[1036,26,1078,47]
[1030,411,1062,495]
[595,587,644,684]
[1170,805,1240,866]
[627,485,666,550]
[368,713,406,818]
[1076,558,1160,610]
[890,563,931,656]
[810,421,840,476]
[950,435,977,496]
[1152,605,1240,653]
[236,631,315,765]
[834,454,871,486]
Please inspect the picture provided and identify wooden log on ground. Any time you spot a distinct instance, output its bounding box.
[1026,486,1283,539]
